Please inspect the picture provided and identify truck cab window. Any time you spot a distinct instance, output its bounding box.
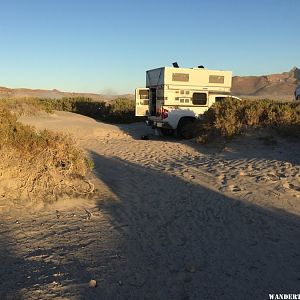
[215,97,226,103]
[192,93,207,105]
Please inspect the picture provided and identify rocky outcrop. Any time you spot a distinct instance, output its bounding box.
[232,67,300,100]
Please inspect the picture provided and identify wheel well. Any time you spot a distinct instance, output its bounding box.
[176,117,197,139]
[177,117,196,127]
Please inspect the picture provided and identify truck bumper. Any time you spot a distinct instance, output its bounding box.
[147,118,173,129]
[155,121,173,129]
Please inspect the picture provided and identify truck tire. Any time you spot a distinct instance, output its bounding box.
[176,118,195,139]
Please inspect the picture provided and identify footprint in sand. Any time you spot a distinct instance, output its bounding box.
[217,174,227,185]
[287,183,300,192]
[228,185,242,192]
[266,173,279,181]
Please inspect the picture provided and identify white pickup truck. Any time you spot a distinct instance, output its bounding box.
[135,65,240,138]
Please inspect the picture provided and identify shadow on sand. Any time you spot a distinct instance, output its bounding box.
[0,151,299,299]
[0,225,95,299]
[89,152,300,299]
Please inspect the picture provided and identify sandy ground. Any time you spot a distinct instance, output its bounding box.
[0,111,299,299]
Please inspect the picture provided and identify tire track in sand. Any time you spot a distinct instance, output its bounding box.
[8,111,299,299]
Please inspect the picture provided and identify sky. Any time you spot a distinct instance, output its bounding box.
[0,0,299,94]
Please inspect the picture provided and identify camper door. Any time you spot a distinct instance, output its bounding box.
[135,88,149,116]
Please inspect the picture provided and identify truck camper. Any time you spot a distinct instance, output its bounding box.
[135,63,240,138]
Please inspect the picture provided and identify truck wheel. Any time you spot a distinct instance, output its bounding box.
[176,119,195,139]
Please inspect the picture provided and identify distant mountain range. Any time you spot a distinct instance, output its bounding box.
[1,67,299,101]
[232,67,300,100]
[0,86,133,101]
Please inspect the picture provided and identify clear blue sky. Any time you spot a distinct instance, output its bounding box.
[0,0,299,94]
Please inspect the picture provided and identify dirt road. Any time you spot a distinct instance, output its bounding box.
[1,111,299,299]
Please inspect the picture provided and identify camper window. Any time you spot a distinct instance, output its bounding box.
[139,90,149,100]
[141,99,149,105]
[209,75,224,84]
[172,73,189,82]
[192,93,207,105]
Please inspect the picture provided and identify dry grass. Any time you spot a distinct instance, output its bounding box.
[0,96,140,123]
[194,99,300,143]
[39,96,141,123]
[0,97,51,116]
[0,107,94,202]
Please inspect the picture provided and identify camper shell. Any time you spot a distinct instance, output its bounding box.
[135,66,238,137]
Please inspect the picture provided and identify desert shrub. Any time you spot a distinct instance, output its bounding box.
[38,97,93,113]
[214,98,244,136]
[243,100,268,126]
[0,107,93,202]
[74,99,108,119]
[274,104,297,125]
[109,98,135,113]
[194,99,300,143]
[0,97,51,115]
[195,98,244,138]
[40,97,109,119]
[105,98,138,123]
[0,96,141,123]
[38,96,140,123]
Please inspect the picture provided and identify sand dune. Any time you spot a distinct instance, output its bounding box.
[0,111,299,299]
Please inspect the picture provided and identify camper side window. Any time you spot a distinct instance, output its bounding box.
[192,93,207,105]
[139,90,149,100]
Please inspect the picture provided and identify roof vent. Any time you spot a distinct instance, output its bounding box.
[172,62,179,68]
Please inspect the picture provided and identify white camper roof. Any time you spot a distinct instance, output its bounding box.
[146,67,232,91]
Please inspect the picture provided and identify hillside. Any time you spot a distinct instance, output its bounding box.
[0,86,133,101]
[1,67,299,101]
[232,67,300,100]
